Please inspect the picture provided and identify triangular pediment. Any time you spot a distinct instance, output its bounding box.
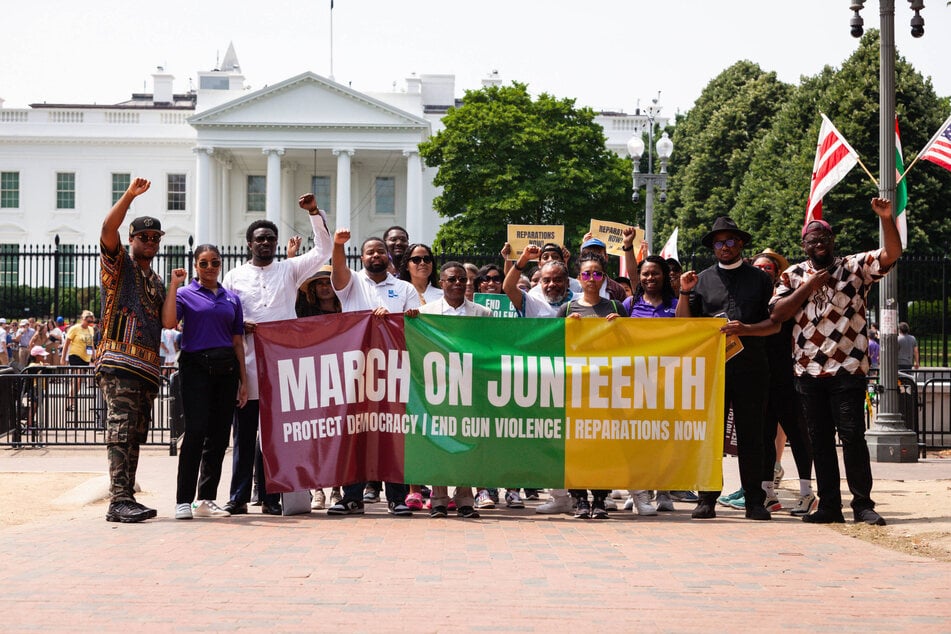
[189,72,430,130]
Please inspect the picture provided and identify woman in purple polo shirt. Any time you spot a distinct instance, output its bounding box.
[622,254,679,514]
[163,245,248,520]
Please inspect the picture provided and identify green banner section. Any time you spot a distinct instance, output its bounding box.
[404,315,566,487]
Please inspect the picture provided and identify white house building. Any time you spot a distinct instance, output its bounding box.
[0,44,665,253]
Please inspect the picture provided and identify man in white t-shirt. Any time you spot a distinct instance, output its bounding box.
[327,229,420,517]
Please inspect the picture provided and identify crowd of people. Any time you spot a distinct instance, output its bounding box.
[38,175,900,528]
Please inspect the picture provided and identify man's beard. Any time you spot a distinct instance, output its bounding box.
[365,260,388,274]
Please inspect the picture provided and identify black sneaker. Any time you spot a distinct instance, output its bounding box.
[430,505,448,518]
[591,498,609,520]
[854,508,886,526]
[105,501,149,523]
[388,501,413,516]
[223,501,248,515]
[129,500,158,520]
[327,499,364,515]
[745,504,771,521]
[457,505,480,519]
[802,508,846,524]
[574,498,591,519]
[691,502,716,519]
[523,488,540,500]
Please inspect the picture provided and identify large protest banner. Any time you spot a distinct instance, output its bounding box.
[256,313,725,492]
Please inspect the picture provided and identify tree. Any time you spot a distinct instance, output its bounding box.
[734,30,951,257]
[656,61,793,255]
[419,82,631,251]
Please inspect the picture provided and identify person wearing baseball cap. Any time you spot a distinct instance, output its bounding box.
[97,177,165,524]
[770,197,900,526]
[676,216,780,521]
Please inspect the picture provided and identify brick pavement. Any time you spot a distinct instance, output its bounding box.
[2,447,950,633]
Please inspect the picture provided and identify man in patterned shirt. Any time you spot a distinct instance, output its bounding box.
[97,177,165,523]
[770,197,900,526]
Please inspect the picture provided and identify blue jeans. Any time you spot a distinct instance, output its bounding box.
[795,374,875,514]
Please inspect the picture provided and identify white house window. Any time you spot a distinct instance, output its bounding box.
[111,173,131,205]
[1,172,19,209]
[56,172,76,209]
[167,173,186,211]
[247,175,266,212]
[0,244,18,286]
[311,176,331,213]
[375,176,395,215]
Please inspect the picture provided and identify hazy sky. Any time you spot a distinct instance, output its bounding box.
[2,1,949,117]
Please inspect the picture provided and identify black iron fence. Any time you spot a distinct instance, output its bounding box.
[0,366,178,451]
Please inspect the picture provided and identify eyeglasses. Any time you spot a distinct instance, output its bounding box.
[253,235,278,243]
[197,259,222,269]
[580,270,605,281]
[713,239,738,250]
[441,275,466,284]
[483,275,503,283]
[804,235,833,248]
[408,255,434,265]
[135,234,162,244]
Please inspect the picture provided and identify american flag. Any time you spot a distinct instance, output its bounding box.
[921,112,951,172]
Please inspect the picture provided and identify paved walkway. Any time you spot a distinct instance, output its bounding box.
[2,446,950,633]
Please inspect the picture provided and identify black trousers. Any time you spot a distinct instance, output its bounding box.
[795,373,875,514]
[701,357,769,507]
[228,399,280,506]
[175,352,239,504]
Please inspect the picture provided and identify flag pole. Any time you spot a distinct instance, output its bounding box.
[900,112,951,184]
[855,155,879,188]
[329,0,335,81]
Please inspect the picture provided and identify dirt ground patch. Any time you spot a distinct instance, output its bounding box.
[1,472,103,527]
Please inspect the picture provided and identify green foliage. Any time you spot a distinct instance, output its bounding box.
[734,31,951,257]
[419,82,631,251]
[657,61,793,253]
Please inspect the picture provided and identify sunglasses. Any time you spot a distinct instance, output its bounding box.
[483,275,503,283]
[135,234,162,244]
[755,262,776,271]
[804,236,833,248]
[197,259,222,269]
[442,275,466,284]
[580,270,605,281]
[713,239,738,250]
[408,255,434,265]
[253,235,278,243]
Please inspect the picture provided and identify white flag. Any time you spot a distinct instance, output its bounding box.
[658,227,679,263]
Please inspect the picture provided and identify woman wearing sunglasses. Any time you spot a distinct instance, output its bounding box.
[163,245,248,520]
[556,252,626,519]
[398,243,442,305]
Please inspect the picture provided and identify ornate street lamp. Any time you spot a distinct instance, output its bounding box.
[627,99,672,254]
[850,0,925,462]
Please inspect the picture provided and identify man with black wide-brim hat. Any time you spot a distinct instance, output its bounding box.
[676,216,779,521]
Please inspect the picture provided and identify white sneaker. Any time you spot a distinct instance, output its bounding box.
[655,491,675,512]
[603,497,618,511]
[311,489,326,510]
[610,489,626,500]
[175,502,193,520]
[633,490,657,516]
[329,489,343,506]
[773,463,785,489]
[535,493,573,514]
[192,500,231,518]
[623,495,634,511]
[505,490,525,508]
[790,492,818,516]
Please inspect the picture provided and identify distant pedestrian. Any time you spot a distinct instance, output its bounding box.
[897,322,919,370]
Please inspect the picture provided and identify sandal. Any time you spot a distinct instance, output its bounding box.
[405,492,424,511]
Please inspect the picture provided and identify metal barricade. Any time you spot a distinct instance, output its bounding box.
[0,366,176,451]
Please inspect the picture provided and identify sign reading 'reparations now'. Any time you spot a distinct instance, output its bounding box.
[506,225,565,260]
[588,219,644,258]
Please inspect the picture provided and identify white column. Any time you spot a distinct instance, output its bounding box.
[263,147,285,228]
[333,148,354,230]
[218,156,232,245]
[404,149,423,242]
[194,146,214,244]
[282,162,297,236]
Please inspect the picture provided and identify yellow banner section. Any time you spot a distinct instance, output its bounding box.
[563,318,725,490]
[588,219,644,257]
[506,224,565,259]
